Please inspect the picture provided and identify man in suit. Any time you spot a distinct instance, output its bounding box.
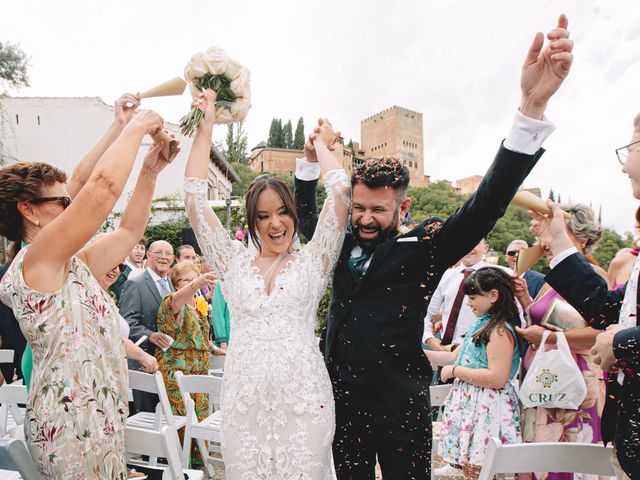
[109,237,146,301]
[120,240,174,413]
[504,239,545,298]
[530,114,640,478]
[295,17,573,479]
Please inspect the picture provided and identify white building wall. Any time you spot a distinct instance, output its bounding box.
[0,97,234,217]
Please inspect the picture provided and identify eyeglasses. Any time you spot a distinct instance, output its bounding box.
[30,196,72,209]
[615,139,640,165]
[506,250,520,257]
[150,251,174,258]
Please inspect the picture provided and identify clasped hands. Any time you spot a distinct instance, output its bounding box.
[304,119,341,163]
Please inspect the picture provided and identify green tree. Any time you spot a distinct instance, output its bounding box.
[267,118,283,147]
[231,162,259,197]
[548,188,555,201]
[224,122,249,163]
[293,117,305,149]
[283,120,293,149]
[592,229,631,270]
[0,42,29,91]
[144,217,191,253]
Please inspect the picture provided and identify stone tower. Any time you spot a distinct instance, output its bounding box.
[360,106,427,187]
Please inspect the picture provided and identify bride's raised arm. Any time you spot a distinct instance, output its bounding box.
[184,89,237,276]
[305,120,350,273]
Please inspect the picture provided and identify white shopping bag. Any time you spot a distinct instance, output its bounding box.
[519,331,587,409]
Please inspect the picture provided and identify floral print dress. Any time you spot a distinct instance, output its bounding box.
[437,314,522,466]
[0,248,128,479]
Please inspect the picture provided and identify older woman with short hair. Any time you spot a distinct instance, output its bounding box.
[0,96,170,479]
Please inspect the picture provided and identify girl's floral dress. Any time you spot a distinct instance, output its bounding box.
[0,247,128,479]
[437,314,521,466]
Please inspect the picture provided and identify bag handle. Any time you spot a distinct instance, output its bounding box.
[553,330,572,357]
[538,330,552,351]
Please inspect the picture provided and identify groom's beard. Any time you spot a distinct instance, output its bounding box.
[353,214,400,252]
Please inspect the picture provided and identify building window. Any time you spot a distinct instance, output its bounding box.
[15,114,19,125]
[261,161,264,172]
[37,115,41,125]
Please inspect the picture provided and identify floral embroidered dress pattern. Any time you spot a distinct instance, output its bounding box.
[0,249,128,479]
[184,169,350,479]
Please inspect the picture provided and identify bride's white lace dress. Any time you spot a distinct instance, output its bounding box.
[184,169,349,479]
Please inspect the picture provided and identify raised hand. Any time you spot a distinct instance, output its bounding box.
[143,133,179,174]
[520,14,573,119]
[528,200,573,255]
[312,118,341,150]
[196,271,217,290]
[197,88,218,130]
[304,133,319,163]
[128,110,164,137]
[114,93,140,127]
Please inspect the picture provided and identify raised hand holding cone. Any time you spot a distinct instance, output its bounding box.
[510,191,571,219]
[516,244,545,276]
[152,130,179,163]
[138,77,187,99]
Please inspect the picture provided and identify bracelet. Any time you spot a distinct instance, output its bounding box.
[452,365,458,378]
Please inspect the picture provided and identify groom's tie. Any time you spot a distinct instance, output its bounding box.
[348,250,372,280]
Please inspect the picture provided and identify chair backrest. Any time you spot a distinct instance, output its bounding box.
[477,437,616,480]
[128,370,179,427]
[0,384,27,435]
[0,437,42,479]
[174,372,222,413]
[0,350,14,365]
[209,355,225,371]
[429,384,452,407]
[125,425,184,479]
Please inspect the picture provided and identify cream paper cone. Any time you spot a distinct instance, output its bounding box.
[138,77,187,99]
[152,130,179,163]
[510,191,571,219]
[516,244,545,276]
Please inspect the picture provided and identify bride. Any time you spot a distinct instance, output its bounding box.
[183,89,349,479]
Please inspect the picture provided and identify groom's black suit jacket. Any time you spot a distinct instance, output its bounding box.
[546,254,640,478]
[295,143,544,428]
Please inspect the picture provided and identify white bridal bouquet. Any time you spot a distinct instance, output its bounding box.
[180,47,251,135]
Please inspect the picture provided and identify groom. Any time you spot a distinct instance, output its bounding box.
[295,16,574,479]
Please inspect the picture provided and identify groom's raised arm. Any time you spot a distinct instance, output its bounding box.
[295,157,320,241]
[432,15,573,270]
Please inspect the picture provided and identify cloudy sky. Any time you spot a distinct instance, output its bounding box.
[2,0,640,234]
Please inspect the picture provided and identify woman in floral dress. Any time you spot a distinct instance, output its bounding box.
[155,261,216,465]
[0,98,171,478]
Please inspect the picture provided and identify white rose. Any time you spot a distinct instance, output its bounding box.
[184,52,208,81]
[230,67,251,98]
[215,107,234,125]
[231,98,251,122]
[203,47,228,75]
[224,57,242,81]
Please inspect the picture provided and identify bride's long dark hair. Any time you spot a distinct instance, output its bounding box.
[245,174,299,252]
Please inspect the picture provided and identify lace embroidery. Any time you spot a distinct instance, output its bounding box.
[183,171,349,479]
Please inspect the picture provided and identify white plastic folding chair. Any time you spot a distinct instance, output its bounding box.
[0,437,41,479]
[0,383,27,438]
[429,384,452,469]
[174,371,222,476]
[125,425,203,480]
[209,354,225,371]
[478,437,616,480]
[0,350,14,365]
[126,371,186,466]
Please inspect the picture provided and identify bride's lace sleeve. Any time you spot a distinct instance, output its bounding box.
[305,169,350,275]
[184,177,239,276]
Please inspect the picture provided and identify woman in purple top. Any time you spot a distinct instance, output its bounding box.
[514,203,608,480]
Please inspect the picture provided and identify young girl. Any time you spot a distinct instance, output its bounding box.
[427,267,522,480]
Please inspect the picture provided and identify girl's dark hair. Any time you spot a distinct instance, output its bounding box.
[463,267,520,346]
[0,162,68,262]
[245,174,299,252]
